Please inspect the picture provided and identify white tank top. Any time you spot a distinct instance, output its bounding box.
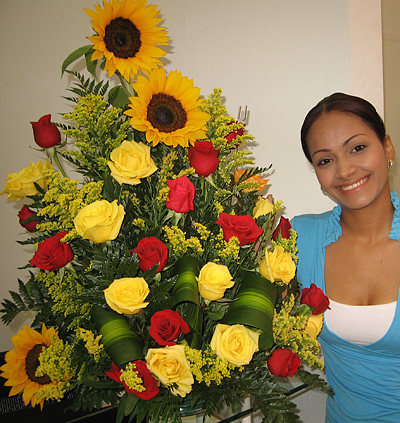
[324,299,397,345]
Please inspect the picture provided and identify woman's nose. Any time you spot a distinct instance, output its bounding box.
[335,158,356,179]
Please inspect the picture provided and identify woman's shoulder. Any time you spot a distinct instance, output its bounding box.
[291,206,342,247]
[291,209,335,229]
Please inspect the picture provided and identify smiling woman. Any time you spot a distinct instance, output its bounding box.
[306,109,394,211]
[292,92,400,423]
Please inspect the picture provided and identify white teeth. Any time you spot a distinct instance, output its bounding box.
[340,177,368,191]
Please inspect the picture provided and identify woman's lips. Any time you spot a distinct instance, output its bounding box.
[338,176,369,192]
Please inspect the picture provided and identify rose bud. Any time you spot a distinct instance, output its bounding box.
[149,310,190,346]
[131,236,168,273]
[301,283,330,315]
[106,361,159,400]
[267,348,301,378]
[216,212,263,246]
[188,141,219,177]
[31,114,61,149]
[225,121,245,148]
[18,205,40,232]
[272,216,291,240]
[30,231,73,271]
[304,314,324,339]
[234,169,269,193]
[165,176,195,213]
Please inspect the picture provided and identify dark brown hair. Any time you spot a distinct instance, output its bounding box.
[300,92,386,163]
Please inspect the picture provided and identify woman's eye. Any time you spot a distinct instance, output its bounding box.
[317,158,331,166]
[352,144,366,153]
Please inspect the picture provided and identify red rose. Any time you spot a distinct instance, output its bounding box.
[149,309,190,346]
[188,141,219,177]
[272,216,291,240]
[301,283,330,315]
[106,360,159,400]
[267,348,301,378]
[216,212,263,246]
[225,121,245,148]
[131,237,168,273]
[18,205,40,232]
[30,114,61,149]
[30,231,73,271]
[165,176,195,213]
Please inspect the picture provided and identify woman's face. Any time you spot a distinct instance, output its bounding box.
[307,111,394,211]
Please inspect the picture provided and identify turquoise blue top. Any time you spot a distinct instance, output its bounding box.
[291,191,400,423]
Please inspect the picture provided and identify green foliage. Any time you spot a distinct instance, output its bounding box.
[296,366,334,397]
[61,45,94,76]
[63,70,109,103]
[0,272,53,327]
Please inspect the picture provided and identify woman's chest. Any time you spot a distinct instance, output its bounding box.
[324,238,400,305]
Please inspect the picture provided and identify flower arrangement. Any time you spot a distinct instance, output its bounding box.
[0,1,331,422]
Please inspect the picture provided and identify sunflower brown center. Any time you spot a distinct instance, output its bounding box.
[104,17,142,59]
[25,344,51,385]
[147,93,188,133]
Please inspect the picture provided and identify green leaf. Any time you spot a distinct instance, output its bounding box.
[61,45,93,75]
[125,393,139,416]
[116,393,128,423]
[108,85,130,109]
[85,47,97,79]
[222,271,277,350]
[172,255,201,307]
[177,301,203,349]
[91,305,144,367]
[172,255,202,348]
[81,373,120,390]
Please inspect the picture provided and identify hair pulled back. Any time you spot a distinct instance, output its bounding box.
[300,92,386,163]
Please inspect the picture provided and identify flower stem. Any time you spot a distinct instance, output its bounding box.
[118,73,136,98]
[48,147,67,178]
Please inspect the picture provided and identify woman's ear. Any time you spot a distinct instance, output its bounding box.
[384,135,395,163]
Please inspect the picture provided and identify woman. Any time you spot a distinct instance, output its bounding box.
[291,92,400,422]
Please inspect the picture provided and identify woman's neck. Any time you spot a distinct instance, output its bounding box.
[339,188,394,243]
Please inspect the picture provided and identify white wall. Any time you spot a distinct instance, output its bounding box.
[0,1,383,421]
[382,0,400,193]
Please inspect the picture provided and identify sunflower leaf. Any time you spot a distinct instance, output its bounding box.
[61,45,93,75]
[108,85,130,109]
[85,47,97,78]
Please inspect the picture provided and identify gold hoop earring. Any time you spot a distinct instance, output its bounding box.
[388,160,394,170]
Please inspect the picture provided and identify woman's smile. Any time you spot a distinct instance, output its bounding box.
[337,175,370,192]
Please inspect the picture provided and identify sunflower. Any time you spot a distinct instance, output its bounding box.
[0,324,58,409]
[125,68,210,148]
[85,0,169,81]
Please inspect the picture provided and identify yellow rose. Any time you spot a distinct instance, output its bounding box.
[253,196,274,219]
[304,313,324,339]
[1,160,52,201]
[210,324,259,366]
[104,277,150,315]
[259,245,296,285]
[196,262,234,301]
[145,344,194,397]
[74,199,125,243]
[108,140,157,185]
